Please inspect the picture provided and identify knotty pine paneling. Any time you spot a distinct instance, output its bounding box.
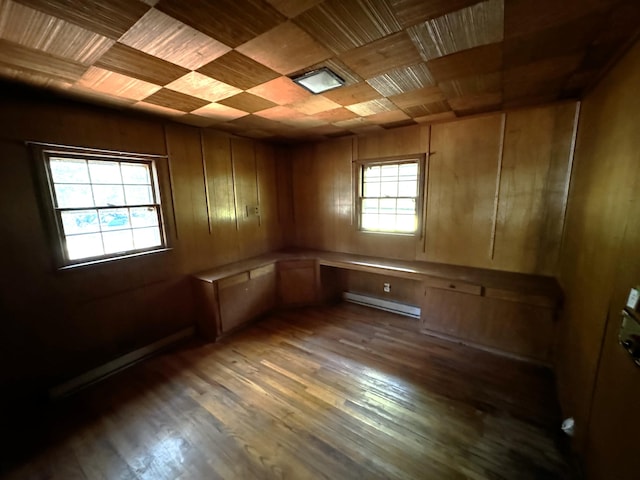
[556,40,640,478]
[426,113,503,268]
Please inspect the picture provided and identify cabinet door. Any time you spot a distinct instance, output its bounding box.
[278,260,318,306]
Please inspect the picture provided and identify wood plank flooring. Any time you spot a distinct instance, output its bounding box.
[1,303,576,479]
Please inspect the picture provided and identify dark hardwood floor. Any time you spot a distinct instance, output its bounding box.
[1,303,576,479]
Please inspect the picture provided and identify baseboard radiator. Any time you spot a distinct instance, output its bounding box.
[342,292,421,319]
[49,327,195,400]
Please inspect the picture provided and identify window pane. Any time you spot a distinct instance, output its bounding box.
[380,180,398,197]
[362,198,379,214]
[89,160,122,184]
[66,233,104,260]
[379,198,396,213]
[130,206,159,228]
[121,163,151,184]
[362,181,380,197]
[379,214,396,230]
[397,198,416,214]
[380,164,399,179]
[93,184,125,206]
[102,230,134,254]
[363,165,380,180]
[362,213,378,230]
[61,209,99,235]
[396,215,416,232]
[99,208,130,231]
[49,158,89,183]
[124,185,153,205]
[133,227,161,249]
[399,163,418,177]
[54,184,94,208]
[399,181,417,196]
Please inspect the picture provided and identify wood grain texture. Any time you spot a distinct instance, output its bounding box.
[427,41,503,83]
[277,259,318,305]
[218,92,278,114]
[197,50,280,90]
[76,66,161,100]
[165,71,241,103]
[294,0,401,54]
[15,0,149,39]
[142,87,210,112]
[346,98,397,116]
[156,0,285,48]
[366,62,435,96]
[0,303,575,480]
[95,42,188,86]
[425,113,503,268]
[389,0,485,27]
[247,76,311,105]
[119,8,231,70]
[358,123,428,159]
[322,81,380,106]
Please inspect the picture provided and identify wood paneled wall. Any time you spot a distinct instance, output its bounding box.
[556,39,640,479]
[0,90,284,404]
[289,103,577,276]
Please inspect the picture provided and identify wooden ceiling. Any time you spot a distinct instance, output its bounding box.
[0,0,638,141]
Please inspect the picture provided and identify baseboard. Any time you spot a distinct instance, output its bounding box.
[343,291,421,319]
[49,327,195,400]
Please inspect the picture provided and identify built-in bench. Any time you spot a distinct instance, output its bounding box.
[192,249,562,365]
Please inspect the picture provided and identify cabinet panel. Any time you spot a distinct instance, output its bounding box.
[219,269,276,333]
[278,260,318,306]
[425,114,503,268]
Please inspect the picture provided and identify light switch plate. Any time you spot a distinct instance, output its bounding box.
[626,287,639,311]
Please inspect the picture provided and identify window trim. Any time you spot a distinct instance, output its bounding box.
[30,142,173,269]
[354,154,426,236]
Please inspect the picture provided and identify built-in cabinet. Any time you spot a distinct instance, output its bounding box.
[277,259,318,306]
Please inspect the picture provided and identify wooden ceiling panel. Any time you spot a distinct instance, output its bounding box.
[197,51,280,90]
[339,31,423,79]
[95,43,189,86]
[191,103,249,121]
[389,86,446,109]
[322,82,380,106]
[254,105,308,122]
[0,1,114,64]
[427,41,502,83]
[119,8,231,70]
[76,67,161,100]
[294,0,401,54]
[179,114,217,127]
[414,111,457,123]
[15,0,149,39]
[289,95,341,115]
[0,64,73,89]
[134,100,185,117]
[165,72,241,103]
[346,98,397,116]
[366,109,411,125]
[265,0,323,18]
[448,92,502,114]
[247,76,311,105]
[278,115,327,128]
[142,88,210,112]
[0,38,86,83]
[332,117,374,129]
[408,0,503,61]
[403,100,451,118]
[218,92,278,113]
[438,72,501,98]
[156,0,285,48]
[366,62,434,96]
[228,114,285,131]
[313,107,359,123]
[236,21,331,75]
[389,0,483,28]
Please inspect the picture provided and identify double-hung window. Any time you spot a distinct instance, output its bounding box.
[35,145,168,267]
[357,156,424,234]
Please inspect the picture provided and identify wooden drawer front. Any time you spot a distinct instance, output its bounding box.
[250,263,275,279]
[218,272,249,289]
[423,277,482,296]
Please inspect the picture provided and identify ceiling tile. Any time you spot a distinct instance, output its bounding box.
[197,51,280,90]
[389,86,446,108]
[134,100,185,117]
[279,115,327,128]
[322,82,380,106]
[339,31,423,79]
[0,38,87,83]
[67,85,136,108]
[408,0,503,61]
[255,105,307,121]
[313,107,359,122]
[305,124,348,136]
[76,67,161,100]
[389,0,483,28]
[448,92,502,114]
[414,111,457,123]
[179,114,218,127]
[366,62,434,96]
[294,0,401,54]
[142,88,211,112]
[438,72,501,98]
[382,119,417,129]
[156,0,286,48]
[289,95,341,115]
[247,76,311,105]
[165,72,241,103]
[15,0,149,39]
[141,0,159,6]
[119,8,231,70]
[191,103,249,121]
[346,98,397,116]
[333,117,374,128]
[95,43,189,86]
[229,114,285,131]
[366,109,411,124]
[265,0,323,18]
[427,41,502,82]
[218,92,278,113]
[403,100,451,117]
[504,53,583,86]
[0,64,73,88]
[236,22,331,75]
[0,1,114,64]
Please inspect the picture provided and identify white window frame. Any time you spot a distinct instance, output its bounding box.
[31,143,171,268]
[355,155,425,235]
